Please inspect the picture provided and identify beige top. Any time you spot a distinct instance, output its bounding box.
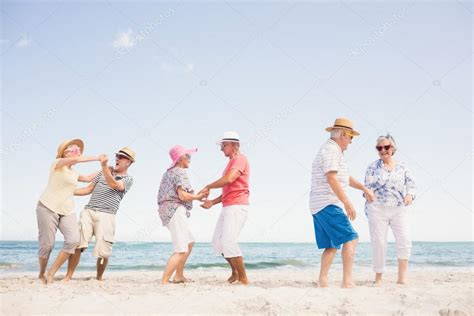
[39,159,79,215]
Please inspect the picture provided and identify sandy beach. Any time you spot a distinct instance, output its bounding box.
[1,268,472,315]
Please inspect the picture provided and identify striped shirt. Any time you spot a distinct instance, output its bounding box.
[85,170,133,215]
[309,139,350,214]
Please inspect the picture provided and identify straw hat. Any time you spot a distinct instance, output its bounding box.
[325,118,360,136]
[56,139,84,158]
[115,147,136,163]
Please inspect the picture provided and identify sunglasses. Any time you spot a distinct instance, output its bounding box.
[376,145,392,151]
[115,154,129,160]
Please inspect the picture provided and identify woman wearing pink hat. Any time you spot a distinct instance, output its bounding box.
[157,145,208,284]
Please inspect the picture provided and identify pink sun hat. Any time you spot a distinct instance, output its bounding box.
[168,145,198,169]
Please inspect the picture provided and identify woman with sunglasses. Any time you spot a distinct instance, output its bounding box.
[157,145,208,284]
[36,139,100,284]
[364,134,416,285]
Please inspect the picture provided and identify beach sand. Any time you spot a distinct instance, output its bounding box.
[1,268,472,315]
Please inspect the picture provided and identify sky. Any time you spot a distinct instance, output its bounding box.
[1,0,472,243]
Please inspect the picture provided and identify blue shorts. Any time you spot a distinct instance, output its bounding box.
[312,204,358,249]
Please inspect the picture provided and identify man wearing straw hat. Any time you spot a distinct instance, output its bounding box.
[310,118,374,288]
[199,131,250,285]
[64,147,136,281]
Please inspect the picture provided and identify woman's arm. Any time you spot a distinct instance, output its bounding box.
[78,171,100,183]
[404,166,416,205]
[55,156,100,170]
[177,187,207,202]
[74,183,96,196]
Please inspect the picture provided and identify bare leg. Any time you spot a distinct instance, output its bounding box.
[341,239,358,288]
[224,257,239,283]
[317,248,337,287]
[96,257,109,281]
[161,253,185,284]
[228,257,248,285]
[38,257,49,284]
[397,259,408,284]
[375,272,383,284]
[173,243,194,282]
[64,249,82,281]
[45,251,71,283]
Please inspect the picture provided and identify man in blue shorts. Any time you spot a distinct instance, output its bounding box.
[309,118,374,288]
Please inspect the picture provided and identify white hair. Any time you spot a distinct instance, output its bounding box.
[330,129,344,139]
[377,134,397,155]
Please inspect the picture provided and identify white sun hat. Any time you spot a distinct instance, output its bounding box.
[216,131,240,145]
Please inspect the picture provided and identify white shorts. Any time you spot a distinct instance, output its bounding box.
[166,206,195,253]
[212,205,248,258]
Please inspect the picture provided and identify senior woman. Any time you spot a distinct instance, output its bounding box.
[364,134,416,285]
[37,139,100,283]
[158,145,208,284]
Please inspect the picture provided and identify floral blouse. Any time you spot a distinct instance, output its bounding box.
[157,167,194,226]
[364,159,416,210]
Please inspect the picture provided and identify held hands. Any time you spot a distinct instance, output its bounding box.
[363,187,375,203]
[200,200,213,209]
[195,191,209,202]
[404,194,413,206]
[197,186,210,197]
[98,154,108,166]
[198,186,213,209]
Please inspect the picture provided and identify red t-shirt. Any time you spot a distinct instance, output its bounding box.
[222,154,250,207]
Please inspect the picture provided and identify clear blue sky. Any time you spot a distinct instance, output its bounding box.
[1,1,472,242]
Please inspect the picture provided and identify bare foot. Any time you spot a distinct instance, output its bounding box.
[170,279,184,284]
[237,277,249,285]
[96,277,105,281]
[227,273,239,283]
[316,277,329,288]
[374,278,383,285]
[38,275,47,285]
[62,276,72,282]
[172,277,192,284]
[397,279,408,285]
[45,274,55,284]
[341,282,356,288]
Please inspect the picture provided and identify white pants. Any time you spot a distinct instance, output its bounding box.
[166,206,195,253]
[212,205,248,258]
[367,204,411,273]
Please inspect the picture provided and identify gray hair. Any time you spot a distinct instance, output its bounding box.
[330,129,344,139]
[377,134,397,155]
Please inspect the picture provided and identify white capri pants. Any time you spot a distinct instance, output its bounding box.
[212,205,248,258]
[367,204,412,273]
[166,206,195,253]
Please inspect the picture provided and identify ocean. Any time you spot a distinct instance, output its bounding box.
[0,241,472,274]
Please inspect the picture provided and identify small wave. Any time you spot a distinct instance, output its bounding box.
[100,259,312,271]
[0,262,19,269]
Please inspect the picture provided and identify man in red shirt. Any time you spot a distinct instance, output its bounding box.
[200,131,250,285]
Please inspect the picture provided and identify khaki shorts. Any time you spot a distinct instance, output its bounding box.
[78,208,116,259]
